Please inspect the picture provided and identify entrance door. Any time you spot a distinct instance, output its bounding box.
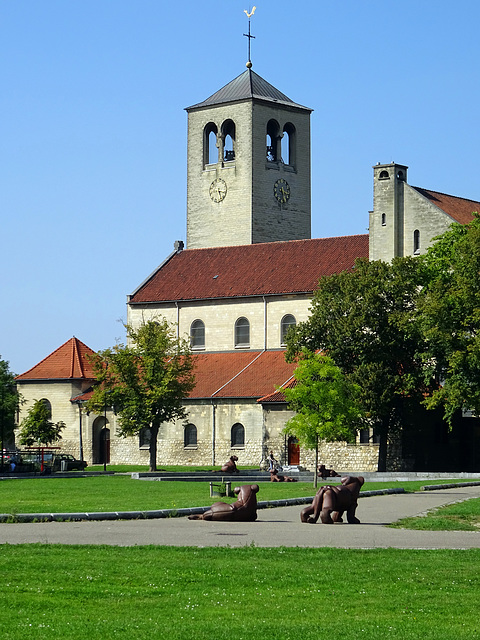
[288,436,300,465]
[100,428,110,464]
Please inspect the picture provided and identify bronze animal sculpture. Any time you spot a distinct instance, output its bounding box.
[300,476,365,524]
[318,464,340,480]
[269,469,297,482]
[188,484,259,522]
[212,455,240,473]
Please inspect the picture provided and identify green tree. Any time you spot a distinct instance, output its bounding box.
[419,214,480,424]
[281,353,362,486]
[87,319,195,471]
[286,257,431,471]
[0,357,21,464]
[18,399,65,447]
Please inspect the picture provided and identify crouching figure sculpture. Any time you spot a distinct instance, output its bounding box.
[212,455,240,473]
[300,476,365,524]
[270,469,297,482]
[188,484,259,522]
[318,464,340,480]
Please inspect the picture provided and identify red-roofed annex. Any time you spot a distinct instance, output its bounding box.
[16,337,96,382]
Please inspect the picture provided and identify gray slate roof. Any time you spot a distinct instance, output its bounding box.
[186,69,312,112]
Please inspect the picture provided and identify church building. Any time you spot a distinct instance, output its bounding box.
[16,64,480,471]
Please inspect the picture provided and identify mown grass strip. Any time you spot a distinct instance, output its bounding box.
[391,496,480,531]
[1,545,479,640]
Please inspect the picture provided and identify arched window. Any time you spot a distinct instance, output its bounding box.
[282,122,296,166]
[184,424,197,448]
[413,229,420,255]
[397,170,405,181]
[40,398,52,418]
[266,119,280,161]
[222,119,235,161]
[379,170,389,179]
[234,317,250,348]
[204,122,218,165]
[280,314,296,345]
[231,423,245,447]
[139,427,151,448]
[190,319,205,350]
[381,213,386,226]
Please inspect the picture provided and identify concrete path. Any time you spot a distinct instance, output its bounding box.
[1,485,480,549]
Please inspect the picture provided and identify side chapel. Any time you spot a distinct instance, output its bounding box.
[16,64,480,471]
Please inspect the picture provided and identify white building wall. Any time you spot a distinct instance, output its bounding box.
[128,294,312,352]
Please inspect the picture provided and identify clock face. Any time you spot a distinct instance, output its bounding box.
[274,178,290,204]
[209,178,227,203]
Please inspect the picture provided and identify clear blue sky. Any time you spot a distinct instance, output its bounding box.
[2,0,479,375]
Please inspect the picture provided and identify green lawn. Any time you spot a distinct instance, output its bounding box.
[1,545,479,640]
[0,475,471,515]
[0,476,317,514]
[391,496,480,531]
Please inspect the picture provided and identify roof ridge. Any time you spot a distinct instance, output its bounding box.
[413,186,480,205]
[72,336,84,378]
[180,234,369,253]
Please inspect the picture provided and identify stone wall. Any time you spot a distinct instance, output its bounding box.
[186,98,311,250]
[369,162,455,262]
[128,295,312,353]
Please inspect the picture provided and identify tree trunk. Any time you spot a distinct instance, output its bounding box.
[314,437,319,489]
[377,426,388,472]
[149,424,159,472]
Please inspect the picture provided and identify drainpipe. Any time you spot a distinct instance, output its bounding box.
[175,302,179,338]
[78,403,84,462]
[211,400,216,466]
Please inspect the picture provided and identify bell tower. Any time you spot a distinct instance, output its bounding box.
[185,67,312,249]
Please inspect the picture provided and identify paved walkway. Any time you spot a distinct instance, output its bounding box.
[1,485,480,549]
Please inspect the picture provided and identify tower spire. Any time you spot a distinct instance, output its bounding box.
[243,6,256,68]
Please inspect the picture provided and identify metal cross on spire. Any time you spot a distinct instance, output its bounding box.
[243,6,256,68]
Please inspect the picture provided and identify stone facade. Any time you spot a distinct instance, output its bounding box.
[15,71,480,473]
[369,163,456,262]
[186,87,311,249]
[128,295,312,352]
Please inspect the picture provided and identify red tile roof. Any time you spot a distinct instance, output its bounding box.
[129,235,369,304]
[412,187,480,225]
[71,388,94,403]
[189,350,296,399]
[16,337,97,381]
[258,376,297,403]
[56,351,296,402]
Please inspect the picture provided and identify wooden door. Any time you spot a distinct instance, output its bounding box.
[100,428,110,464]
[288,436,300,465]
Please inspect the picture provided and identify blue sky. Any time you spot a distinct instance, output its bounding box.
[2,0,480,375]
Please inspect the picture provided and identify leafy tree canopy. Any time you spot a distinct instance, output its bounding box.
[0,357,22,448]
[86,319,195,471]
[282,352,362,448]
[18,399,65,447]
[286,257,431,470]
[419,214,480,424]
